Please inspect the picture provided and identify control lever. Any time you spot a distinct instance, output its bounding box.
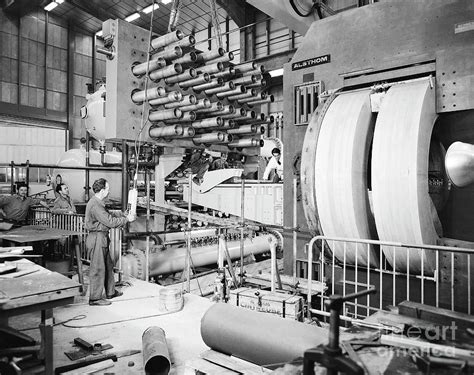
[303,287,377,375]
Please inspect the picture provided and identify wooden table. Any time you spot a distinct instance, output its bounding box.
[0,225,85,291]
[0,259,81,374]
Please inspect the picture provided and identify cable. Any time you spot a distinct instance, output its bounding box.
[289,0,316,17]
[19,314,87,332]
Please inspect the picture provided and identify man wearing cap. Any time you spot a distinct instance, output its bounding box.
[263,147,283,182]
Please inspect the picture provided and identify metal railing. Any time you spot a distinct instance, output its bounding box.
[305,236,474,320]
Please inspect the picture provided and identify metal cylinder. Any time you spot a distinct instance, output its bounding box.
[193,132,228,144]
[228,124,265,135]
[149,64,183,82]
[252,65,265,74]
[178,73,210,89]
[195,101,223,113]
[131,87,166,104]
[213,67,235,79]
[247,95,275,106]
[228,137,263,148]
[215,86,245,99]
[234,110,256,121]
[228,89,257,101]
[180,98,211,112]
[149,108,182,122]
[234,61,257,74]
[191,117,223,129]
[246,79,266,89]
[174,51,197,65]
[196,47,224,63]
[445,141,474,187]
[167,111,196,123]
[237,92,267,104]
[148,91,182,107]
[149,124,184,138]
[152,45,183,61]
[231,74,257,86]
[168,35,195,48]
[200,304,326,367]
[151,30,183,50]
[219,104,235,115]
[142,326,171,375]
[222,119,236,129]
[164,68,197,84]
[221,107,246,119]
[197,62,224,75]
[181,126,195,138]
[208,51,234,63]
[204,81,235,95]
[193,78,223,92]
[164,94,196,109]
[132,58,166,76]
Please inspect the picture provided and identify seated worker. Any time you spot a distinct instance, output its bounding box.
[263,147,283,182]
[210,152,229,170]
[0,182,49,226]
[52,183,76,214]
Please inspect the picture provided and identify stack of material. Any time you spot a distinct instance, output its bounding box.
[131,30,273,152]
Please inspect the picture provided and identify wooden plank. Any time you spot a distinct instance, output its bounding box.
[398,301,474,331]
[201,350,272,374]
[186,357,239,375]
[62,359,115,375]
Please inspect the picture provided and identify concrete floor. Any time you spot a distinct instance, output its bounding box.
[9,271,214,374]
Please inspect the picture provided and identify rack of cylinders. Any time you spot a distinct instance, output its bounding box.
[130,29,274,151]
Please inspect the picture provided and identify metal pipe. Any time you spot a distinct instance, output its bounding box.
[247,95,274,106]
[121,140,128,212]
[164,94,196,109]
[196,47,224,63]
[195,101,223,113]
[213,66,235,79]
[149,124,184,138]
[219,104,235,115]
[178,73,210,89]
[142,326,171,375]
[221,107,246,119]
[234,61,257,74]
[168,35,195,48]
[149,108,182,122]
[164,68,197,84]
[222,119,236,128]
[180,98,211,112]
[228,89,256,101]
[200,303,326,367]
[181,126,195,138]
[148,91,182,107]
[231,74,257,86]
[228,137,263,148]
[149,64,183,82]
[233,110,257,121]
[197,62,224,75]
[246,79,266,89]
[193,78,223,92]
[228,124,264,135]
[174,51,197,65]
[151,30,183,50]
[131,87,166,104]
[96,47,114,58]
[166,111,196,123]
[208,51,234,63]
[151,45,183,61]
[204,81,235,95]
[215,86,245,99]
[193,132,228,144]
[132,58,166,77]
[191,117,223,129]
[238,92,267,104]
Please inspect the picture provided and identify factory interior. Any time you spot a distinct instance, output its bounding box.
[0,0,474,373]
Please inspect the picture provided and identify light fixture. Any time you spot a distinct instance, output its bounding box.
[44,1,58,11]
[269,68,284,77]
[55,0,65,4]
[161,0,172,4]
[96,30,103,37]
[143,3,159,14]
[125,12,140,22]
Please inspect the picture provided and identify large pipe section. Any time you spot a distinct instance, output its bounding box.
[178,74,210,89]
[191,117,223,129]
[229,138,264,148]
[180,98,211,112]
[164,94,196,109]
[168,35,195,49]
[132,58,166,77]
[197,62,224,75]
[195,47,224,63]
[122,234,275,278]
[152,45,183,61]
[200,303,326,366]
[195,101,223,113]
[149,108,182,122]
[148,91,182,107]
[174,51,197,65]
[149,124,184,138]
[221,107,246,119]
[151,30,183,50]
[149,64,183,82]
[166,111,196,123]
[164,68,197,84]
[142,326,171,375]
[132,87,166,104]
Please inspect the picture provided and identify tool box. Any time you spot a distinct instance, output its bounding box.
[229,288,304,321]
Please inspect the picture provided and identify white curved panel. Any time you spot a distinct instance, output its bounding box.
[372,79,438,273]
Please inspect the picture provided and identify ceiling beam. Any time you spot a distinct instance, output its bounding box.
[216,0,246,27]
[67,0,114,22]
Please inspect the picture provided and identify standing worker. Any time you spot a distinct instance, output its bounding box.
[86,178,135,306]
[263,148,283,182]
[0,182,49,226]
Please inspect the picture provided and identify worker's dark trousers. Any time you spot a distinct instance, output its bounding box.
[87,232,115,301]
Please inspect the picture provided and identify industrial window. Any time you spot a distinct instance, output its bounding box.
[294,81,322,126]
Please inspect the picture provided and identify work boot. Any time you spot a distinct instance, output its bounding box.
[89,299,112,306]
[106,290,123,299]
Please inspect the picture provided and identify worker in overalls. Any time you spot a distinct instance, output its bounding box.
[85,178,135,306]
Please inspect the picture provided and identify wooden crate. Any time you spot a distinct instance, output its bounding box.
[229,288,304,321]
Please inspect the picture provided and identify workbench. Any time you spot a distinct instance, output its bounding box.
[0,259,81,374]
